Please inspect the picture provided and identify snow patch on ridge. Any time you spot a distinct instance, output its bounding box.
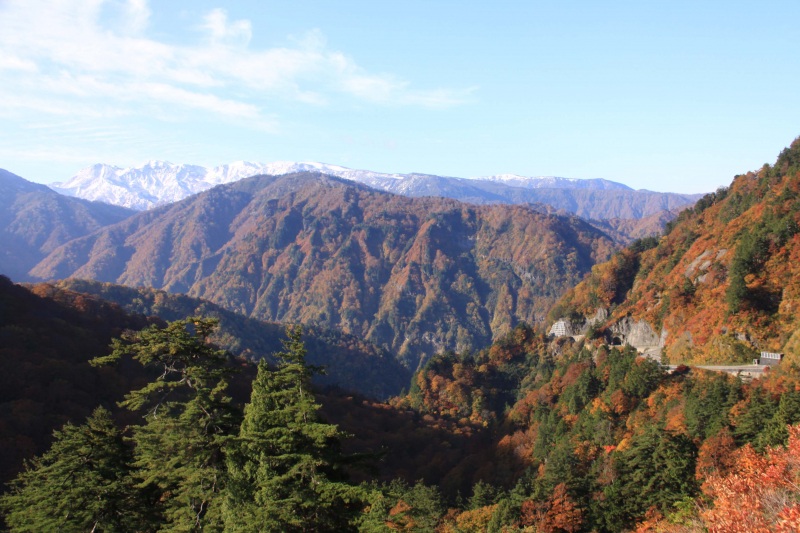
[49,160,634,211]
[478,174,632,191]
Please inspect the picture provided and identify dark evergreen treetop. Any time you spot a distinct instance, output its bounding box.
[92,317,240,531]
[224,325,366,532]
[0,407,144,532]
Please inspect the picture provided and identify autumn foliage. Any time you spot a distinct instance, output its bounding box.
[551,137,800,366]
[700,424,800,532]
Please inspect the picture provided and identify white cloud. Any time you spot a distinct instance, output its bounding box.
[124,0,152,34]
[0,55,38,72]
[0,0,471,124]
[202,8,252,47]
[136,82,262,119]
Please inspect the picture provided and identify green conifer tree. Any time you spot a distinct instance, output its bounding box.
[0,407,144,532]
[93,317,239,531]
[223,325,365,532]
[601,426,697,531]
[732,386,778,447]
[755,388,800,449]
[358,480,444,532]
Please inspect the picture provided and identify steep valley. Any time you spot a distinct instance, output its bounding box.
[31,172,618,368]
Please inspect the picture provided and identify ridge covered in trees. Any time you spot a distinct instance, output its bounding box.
[0,274,156,488]
[550,137,800,365]
[28,172,618,369]
[0,169,134,282]
[47,278,409,398]
[5,308,800,531]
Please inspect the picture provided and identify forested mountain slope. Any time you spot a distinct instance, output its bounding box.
[0,169,134,281]
[0,275,155,487]
[549,137,800,364]
[50,279,408,398]
[0,274,401,490]
[5,277,800,531]
[367,323,800,532]
[31,173,618,368]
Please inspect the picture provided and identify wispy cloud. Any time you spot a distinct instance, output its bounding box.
[0,0,471,130]
[0,54,38,72]
[202,8,253,47]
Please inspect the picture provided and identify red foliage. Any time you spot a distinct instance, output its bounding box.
[695,427,737,481]
[701,424,800,532]
[520,483,583,533]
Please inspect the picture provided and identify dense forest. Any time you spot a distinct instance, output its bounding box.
[28,172,618,369]
[3,283,800,531]
[3,139,800,531]
[550,137,800,365]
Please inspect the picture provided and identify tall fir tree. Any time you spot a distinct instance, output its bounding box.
[224,325,365,532]
[92,317,239,531]
[601,426,697,531]
[0,407,144,532]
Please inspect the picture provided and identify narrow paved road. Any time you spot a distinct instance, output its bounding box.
[663,364,768,379]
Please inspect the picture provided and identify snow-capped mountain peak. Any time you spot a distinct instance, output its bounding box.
[477,174,632,191]
[49,160,639,211]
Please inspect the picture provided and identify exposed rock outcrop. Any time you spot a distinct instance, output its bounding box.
[550,308,666,361]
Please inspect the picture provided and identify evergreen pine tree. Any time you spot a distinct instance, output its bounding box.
[755,388,800,449]
[468,480,499,510]
[601,426,697,531]
[224,325,365,532]
[732,387,778,447]
[92,317,239,531]
[0,407,143,532]
[357,480,444,533]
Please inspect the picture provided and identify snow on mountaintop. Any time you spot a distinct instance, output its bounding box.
[50,161,360,210]
[49,160,634,211]
[478,174,632,191]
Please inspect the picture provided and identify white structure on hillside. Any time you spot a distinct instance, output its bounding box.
[758,352,784,366]
[549,319,573,337]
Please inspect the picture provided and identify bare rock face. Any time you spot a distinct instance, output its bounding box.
[610,317,662,350]
[549,307,667,360]
[548,308,609,337]
[587,307,609,326]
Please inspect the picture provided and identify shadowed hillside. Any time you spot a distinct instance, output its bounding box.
[31,173,618,368]
[0,275,155,486]
[50,279,409,399]
[0,169,134,281]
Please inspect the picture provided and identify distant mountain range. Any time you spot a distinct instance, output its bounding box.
[50,161,702,219]
[0,169,134,281]
[31,172,618,368]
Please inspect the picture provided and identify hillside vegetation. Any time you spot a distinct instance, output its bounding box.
[550,138,800,364]
[0,169,133,281]
[0,275,155,487]
[364,323,800,532]
[49,279,408,398]
[31,173,618,368]
[6,293,800,531]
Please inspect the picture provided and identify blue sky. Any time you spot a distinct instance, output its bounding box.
[1,1,798,193]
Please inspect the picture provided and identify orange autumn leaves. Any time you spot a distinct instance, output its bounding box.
[637,424,800,532]
[701,424,800,533]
